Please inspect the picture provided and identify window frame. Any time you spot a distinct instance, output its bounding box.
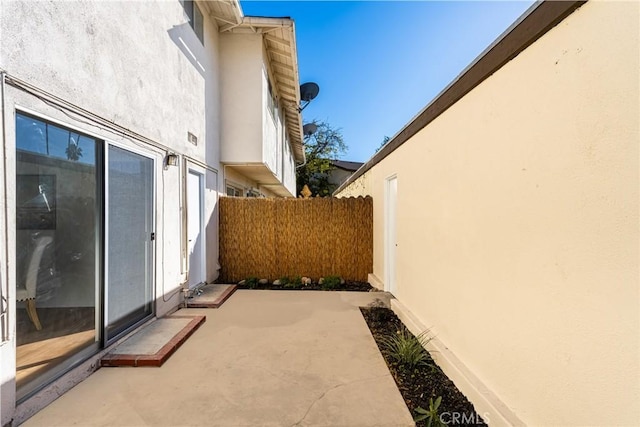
[182,0,204,44]
[226,183,243,197]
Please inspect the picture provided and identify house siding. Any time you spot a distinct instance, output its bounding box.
[336,1,639,425]
[219,33,263,163]
[219,31,298,197]
[0,1,223,423]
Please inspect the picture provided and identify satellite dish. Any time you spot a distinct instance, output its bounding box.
[303,123,317,137]
[300,82,320,102]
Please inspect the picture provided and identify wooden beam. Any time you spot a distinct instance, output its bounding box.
[264,35,290,47]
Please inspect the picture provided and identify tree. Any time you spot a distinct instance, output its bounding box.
[296,121,347,197]
[375,135,391,153]
[65,134,83,161]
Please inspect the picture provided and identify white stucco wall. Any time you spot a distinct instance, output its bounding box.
[262,67,279,175]
[283,135,296,195]
[219,32,299,197]
[337,2,639,425]
[219,33,263,163]
[0,0,222,422]
[224,168,279,198]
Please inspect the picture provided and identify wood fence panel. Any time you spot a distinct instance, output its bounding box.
[218,196,372,283]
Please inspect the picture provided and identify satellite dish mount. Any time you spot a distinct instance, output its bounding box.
[303,123,318,138]
[298,82,320,112]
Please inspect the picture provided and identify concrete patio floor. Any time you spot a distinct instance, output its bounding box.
[24,290,414,426]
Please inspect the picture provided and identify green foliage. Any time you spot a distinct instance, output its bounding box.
[321,275,341,290]
[379,328,434,370]
[296,121,347,197]
[65,138,83,161]
[414,397,447,426]
[278,276,290,286]
[375,135,391,153]
[283,276,303,289]
[245,277,258,289]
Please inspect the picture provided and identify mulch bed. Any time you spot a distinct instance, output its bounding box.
[236,281,373,292]
[361,306,487,426]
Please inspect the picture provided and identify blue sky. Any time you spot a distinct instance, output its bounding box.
[241,1,535,162]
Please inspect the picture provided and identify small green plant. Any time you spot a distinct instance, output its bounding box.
[321,275,341,290]
[379,327,433,369]
[414,396,447,426]
[278,276,290,286]
[283,276,303,289]
[245,277,258,289]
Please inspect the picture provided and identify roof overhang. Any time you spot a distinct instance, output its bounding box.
[219,16,305,164]
[225,163,295,197]
[201,0,243,28]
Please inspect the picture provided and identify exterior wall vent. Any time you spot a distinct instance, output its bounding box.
[188,132,198,145]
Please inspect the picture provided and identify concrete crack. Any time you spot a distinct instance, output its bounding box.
[291,374,390,427]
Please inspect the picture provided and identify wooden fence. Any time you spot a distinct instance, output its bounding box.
[219,196,373,282]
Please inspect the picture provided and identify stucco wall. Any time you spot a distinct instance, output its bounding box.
[0,0,224,296]
[219,33,263,163]
[337,2,639,425]
[224,168,279,198]
[283,135,296,195]
[1,1,213,164]
[0,0,222,422]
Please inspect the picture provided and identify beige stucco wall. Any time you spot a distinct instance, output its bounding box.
[337,2,639,425]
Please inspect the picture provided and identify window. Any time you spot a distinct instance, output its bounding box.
[267,77,277,119]
[182,0,204,44]
[226,185,243,197]
[15,112,100,400]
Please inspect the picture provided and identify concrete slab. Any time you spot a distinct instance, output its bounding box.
[186,283,237,308]
[24,291,413,426]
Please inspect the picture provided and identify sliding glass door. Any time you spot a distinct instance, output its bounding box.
[15,112,156,399]
[15,112,100,401]
[105,145,155,343]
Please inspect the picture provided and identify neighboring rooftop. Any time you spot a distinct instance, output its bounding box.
[332,160,364,172]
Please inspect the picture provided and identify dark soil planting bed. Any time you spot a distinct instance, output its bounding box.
[361,306,486,426]
[236,281,373,292]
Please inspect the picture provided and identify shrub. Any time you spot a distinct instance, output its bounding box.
[379,327,433,370]
[245,277,258,289]
[414,397,447,427]
[321,275,341,290]
[278,276,290,286]
[284,276,303,289]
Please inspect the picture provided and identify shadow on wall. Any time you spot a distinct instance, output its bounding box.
[167,23,206,78]
[206,172,220,283]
